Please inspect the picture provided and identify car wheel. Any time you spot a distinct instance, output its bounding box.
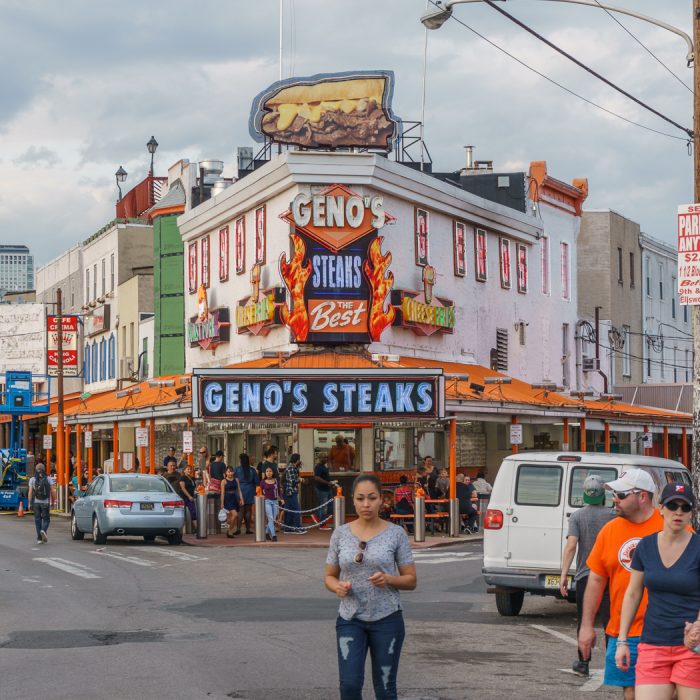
[92,516,107,545]
[70,513,85,541]
[495,589,525,616]
[143,535,156,542]
[166,533,182,546]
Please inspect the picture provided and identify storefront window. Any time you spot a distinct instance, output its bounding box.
[416,430,444,467]
[315,429,358,472]
[381,429,410,470]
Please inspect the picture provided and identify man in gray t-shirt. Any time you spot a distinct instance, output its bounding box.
[560,475,615,676]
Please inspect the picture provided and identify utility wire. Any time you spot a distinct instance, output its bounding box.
[482,0,693,138]
[590,0,693,95]
[428,0,689,142]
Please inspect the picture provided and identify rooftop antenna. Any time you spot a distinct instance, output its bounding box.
[420,0,429,171]
[279,0,284,81]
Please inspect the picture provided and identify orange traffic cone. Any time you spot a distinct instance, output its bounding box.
[17,501,25,517]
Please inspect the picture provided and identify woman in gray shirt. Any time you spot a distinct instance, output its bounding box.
[325,474,417,700]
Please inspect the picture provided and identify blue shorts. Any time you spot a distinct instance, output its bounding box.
[604,635,640,687]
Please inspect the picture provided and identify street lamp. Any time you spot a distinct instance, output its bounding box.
[146,136,158,175]
[420,0,693,64]
[115,166,127,201]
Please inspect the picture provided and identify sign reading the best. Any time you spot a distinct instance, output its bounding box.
[677,204,700,305]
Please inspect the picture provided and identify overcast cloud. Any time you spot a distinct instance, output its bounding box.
[0,0,692,266]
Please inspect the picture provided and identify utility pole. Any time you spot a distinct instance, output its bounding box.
[692,0,700,528]
[56,288,66,512]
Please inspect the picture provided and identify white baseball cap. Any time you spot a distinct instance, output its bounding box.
[605,468,655,494]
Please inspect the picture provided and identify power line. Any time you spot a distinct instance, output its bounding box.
[428,0,689,142]
[590,0,693,95]
[482,0,693,139]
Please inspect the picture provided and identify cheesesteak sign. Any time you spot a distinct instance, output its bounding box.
[192,369,444,420]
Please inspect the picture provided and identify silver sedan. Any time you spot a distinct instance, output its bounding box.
[71,473,185,545]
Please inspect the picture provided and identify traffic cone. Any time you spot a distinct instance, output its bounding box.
[17,501,25,517]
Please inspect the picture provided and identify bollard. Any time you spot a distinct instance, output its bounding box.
[333,494,346,530]
[254,493,265,542]
[414,495,426,543]
[448,498,460,537]
[196,493,208,539]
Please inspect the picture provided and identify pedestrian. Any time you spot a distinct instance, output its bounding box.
[221,465,243,538]
[235,453,259,535]
[578,469,663,696]
[393,475,414,515]
[615,483,700,697]
[329,434,355,472]
[177,450,188,472]
[472,470,493,496]
[282,452,305,534]
[423,456,439,498]
[198,446,209,471]
[164,458,180,491]
[178,464,198,533]
[324,474,417,700]
[261,465,281,542]
[208,450,226,501]
[456,474,478,533]
[257,446,280,482]
[560,474,615,677]
[163,446,176,467]
[47,468,57,508]
[313,452,333,528]
[28,464,51,544]
[435,467,450,499]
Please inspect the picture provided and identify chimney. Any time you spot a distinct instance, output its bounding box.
[462,145,474,175]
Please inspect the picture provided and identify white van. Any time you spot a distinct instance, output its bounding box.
[482,452,691,616]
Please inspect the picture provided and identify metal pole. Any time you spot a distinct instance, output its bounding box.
[56,288,65,511]
[448,498,460,537]
[333,492,346,530]
[254,493,265,542]
[196,493,207,539]
[414,494,426,543]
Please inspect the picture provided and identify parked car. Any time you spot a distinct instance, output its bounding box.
[71,473,185,545]
[482,452,691,616]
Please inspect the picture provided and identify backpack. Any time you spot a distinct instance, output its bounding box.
[34,474,50,500]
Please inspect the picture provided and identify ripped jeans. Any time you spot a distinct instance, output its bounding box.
[335,610,405,700]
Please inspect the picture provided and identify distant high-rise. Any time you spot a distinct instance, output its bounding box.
[0,245,34,292]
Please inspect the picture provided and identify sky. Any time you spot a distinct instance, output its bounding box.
[0,0,693,268]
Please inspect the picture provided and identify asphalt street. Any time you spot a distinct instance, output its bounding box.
[0,514,618,700]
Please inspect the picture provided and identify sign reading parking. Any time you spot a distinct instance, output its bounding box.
[677,204,700,305]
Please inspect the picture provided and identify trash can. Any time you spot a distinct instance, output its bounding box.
[207,495,222,535]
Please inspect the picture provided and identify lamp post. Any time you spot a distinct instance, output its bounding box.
[115,166,127,201]
[146,136,158,175]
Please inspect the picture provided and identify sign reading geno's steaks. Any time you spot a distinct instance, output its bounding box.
[196,375,442,419]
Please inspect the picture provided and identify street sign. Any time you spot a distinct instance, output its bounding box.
[182,431,193,453]
[510,424,523,445]
[135,427,149,447]
[677,204,700,305]
[122,452,134,472]
[47,315,80,376]
[642,432,653,449]
[84,431,92,448]
[43,434,52,449]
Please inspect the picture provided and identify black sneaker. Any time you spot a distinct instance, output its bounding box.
[272,536,278,542]
[572,660,589,677]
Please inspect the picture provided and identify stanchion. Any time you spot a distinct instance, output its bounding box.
[414,493,426,543]
[448,498,460,537]
[254,492,265,542]
[333,487,345,530]
[196,493,207,539]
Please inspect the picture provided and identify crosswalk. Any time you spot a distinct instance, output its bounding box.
[412,550,482,565]
[33,547,208,580]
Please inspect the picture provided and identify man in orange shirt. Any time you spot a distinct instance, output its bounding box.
[578,469,661,699]
[329,435,355,472]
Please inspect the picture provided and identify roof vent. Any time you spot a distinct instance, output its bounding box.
[199,160,224,185]
[211,179,231,197]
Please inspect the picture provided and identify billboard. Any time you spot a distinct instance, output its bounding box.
[249,70,399,151]
[47,314,80,376]
[677,204,700,305]
[0,304,45,376]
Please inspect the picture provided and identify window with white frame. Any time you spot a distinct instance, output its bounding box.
[540,236,550,295]
[645,257,651,296]
[658,263,664,299]
[101,258,106,296]
[686,349,690,382]
[110,253,115,291]
[85,269,90,302]
[560,242,570,300]
[672,277,676,318]
[622,325,631,377]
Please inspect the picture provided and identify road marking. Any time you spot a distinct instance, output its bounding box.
[558,669,605,692]
[34,557,102,579]
[413,551,480,558]
[413,552,482,564]
[90,550,157,568]
[132,547,208,562]
[531,624,578,647]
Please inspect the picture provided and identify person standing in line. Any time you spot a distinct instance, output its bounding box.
[615,483,700,698]
[47,466,57,508]
[178,464,198,534]
[235,453,259,535]
[221,465,243,539]
[325,474,417,700]
[282,453,305,535]
[313,452,333,529]
[198,446,209,471]
[578,469,664,698]
[208,450,226,500]
[28,464,51,544]
[560,475,615,677]
[163,446,176,468]
[261,466,282,542]
[257,446,280,482]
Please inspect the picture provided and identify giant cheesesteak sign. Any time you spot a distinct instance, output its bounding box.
[192,369,445,420]
[279,183,396,344]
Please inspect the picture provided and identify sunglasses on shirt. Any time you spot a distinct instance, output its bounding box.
[663,501,693,513]
[354,540,367,564]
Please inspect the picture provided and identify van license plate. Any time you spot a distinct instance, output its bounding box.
[544,575,569,589]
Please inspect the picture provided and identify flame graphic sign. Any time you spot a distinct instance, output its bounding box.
[364,237,395,341]
[279,234,312,341]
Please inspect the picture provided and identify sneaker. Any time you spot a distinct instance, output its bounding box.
[39,530,48,543]
[36,539,42,544]
[319,525,332,531]
[572,660,589,677]
[289,529,307,535]
[310,514,320,524]
[272,536,278,542]
[265,533,271,541]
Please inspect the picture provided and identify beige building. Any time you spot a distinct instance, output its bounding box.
[117,272,154,385]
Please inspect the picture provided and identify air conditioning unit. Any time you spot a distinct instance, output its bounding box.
[120,357,134,379]
[582,357,600,372]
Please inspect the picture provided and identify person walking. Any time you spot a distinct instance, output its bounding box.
[221,466,243,539]
[615,483,700,698]
[261,465,282,542]
[324,474,417,700]
[178,464,198,533]
[235,453,259,535]
[282,453,305,534]
[578,469,663,698]
[313,452,333,528]
[208,451,226,500]
[560,475,615,677]
[28,464,51,544]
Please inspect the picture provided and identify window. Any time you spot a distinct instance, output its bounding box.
[381,429,409,470]
[673,347,678,383]
[495,328,508,371]
[99,339,106,381]
[91,342,98,381]
[647,354,651,378]
[560,242,570,300]
[142,337,149,379]
[515,465,562,506]
[684,305,689,324]
[416,430,445,466]
[101,258,106,296]
[672,277,676,318]
[108,334,116,379]
[562,323,570,387]
[686,350,690,383]
[629,252,635,288]
[658,263,663,299]
[86,269,90,302]
[518,322,526,346]
[129,322,135,362]
[568,467,616,507]
[645,257,651,296]
[313,429,359,472]
[110,253,115,291]
[540,236,550,295]
[622,325,631,377]
[617,247,623,283]
[84,344,90,383]
[92,264,97,299]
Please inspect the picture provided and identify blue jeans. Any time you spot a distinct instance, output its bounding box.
[264,499,278,538]
[316,487,331,522]
[33,502,50,538]
[283,492,301,531]
[336,610,405,700]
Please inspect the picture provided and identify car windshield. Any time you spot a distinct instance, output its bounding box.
[109,476,170,493]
